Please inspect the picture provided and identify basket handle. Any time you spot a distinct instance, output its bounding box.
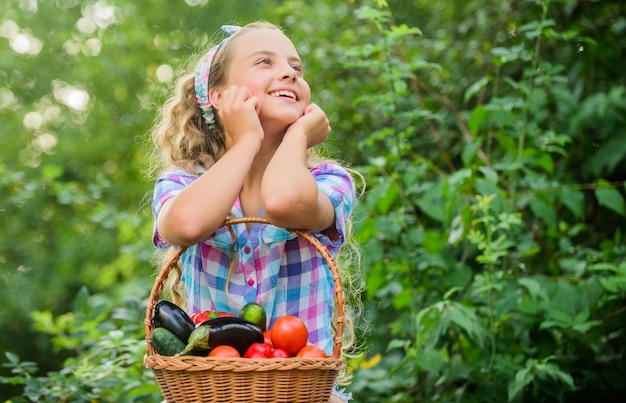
[144,217,345,359]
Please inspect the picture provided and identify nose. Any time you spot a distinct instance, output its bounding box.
[281,72,296,81]
[279,62,296,81]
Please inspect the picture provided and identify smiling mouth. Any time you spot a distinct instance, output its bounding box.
[269,90,298,101]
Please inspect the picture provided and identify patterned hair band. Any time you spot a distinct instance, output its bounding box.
[194,25,241,128]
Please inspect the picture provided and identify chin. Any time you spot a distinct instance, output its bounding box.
[263,112,302,128]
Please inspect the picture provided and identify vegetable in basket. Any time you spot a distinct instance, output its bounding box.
[151,327,186,356]
[271,315,309,356]
[153,300,195,344]
[239,302,267,331]
[243,342,290,358]
[190,309,235,325]
[180,316,264,356]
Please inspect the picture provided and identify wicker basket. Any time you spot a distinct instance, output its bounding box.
[144,217,345,403]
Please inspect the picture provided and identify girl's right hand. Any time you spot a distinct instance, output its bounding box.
[216,85,264,150]
[286,103,331,148]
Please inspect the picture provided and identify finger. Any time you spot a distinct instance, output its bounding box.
[235,85,252,101]
[222,85,247,104]
[303,103,317,114]
[245,96,261,115]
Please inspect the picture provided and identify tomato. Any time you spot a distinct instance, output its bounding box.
[208,345,241,358]
[271,315,308,357]
[296,345,328,358]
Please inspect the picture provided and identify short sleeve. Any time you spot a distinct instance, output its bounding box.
[311,163,356,250]
[151,170,201,249]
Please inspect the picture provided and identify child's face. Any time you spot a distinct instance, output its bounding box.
[224,28,311,130]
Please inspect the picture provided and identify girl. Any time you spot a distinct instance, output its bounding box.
[149,22,361,402]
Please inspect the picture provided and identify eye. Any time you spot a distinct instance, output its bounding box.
[292,64,304,75]
[258,58,271,65]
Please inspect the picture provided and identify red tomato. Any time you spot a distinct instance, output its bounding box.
[296,345,328,358]
[271,315,308,357]
[208,345,241,358]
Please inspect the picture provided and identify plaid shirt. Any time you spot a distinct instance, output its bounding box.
[152,163,355,354]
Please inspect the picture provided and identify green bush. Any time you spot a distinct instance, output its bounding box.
[344,1,626,402]
[1,287,160,402]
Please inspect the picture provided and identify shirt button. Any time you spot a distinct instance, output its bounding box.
[244,246,251,254]
[248,278,255,286]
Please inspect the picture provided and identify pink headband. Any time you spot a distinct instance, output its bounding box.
[194,25,241,128]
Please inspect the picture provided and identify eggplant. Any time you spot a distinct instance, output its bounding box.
[182,316,264,356]
[153,300,195,344]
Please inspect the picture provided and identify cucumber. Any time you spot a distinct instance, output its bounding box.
[151,327,186,356]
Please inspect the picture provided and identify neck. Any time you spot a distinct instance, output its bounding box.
[241,128,282,191]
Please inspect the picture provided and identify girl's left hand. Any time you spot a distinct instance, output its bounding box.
[217,85,264,150]
[286,103,331,148]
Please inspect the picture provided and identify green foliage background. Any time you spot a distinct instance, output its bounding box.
[1,0,625,401]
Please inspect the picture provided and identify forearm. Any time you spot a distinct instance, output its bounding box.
[157,138,259,246]
[261,132,334,231]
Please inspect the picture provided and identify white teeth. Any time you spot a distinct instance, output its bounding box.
[270,90,297,100]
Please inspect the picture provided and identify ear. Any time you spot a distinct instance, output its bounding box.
[208,87,222,109]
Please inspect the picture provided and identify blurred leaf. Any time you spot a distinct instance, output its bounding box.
[465,78,490,104]
[595,183,625,216]
[416,348,444,373]
[560,187,585,218]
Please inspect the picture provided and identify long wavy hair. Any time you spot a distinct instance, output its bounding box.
[147,21,367,383]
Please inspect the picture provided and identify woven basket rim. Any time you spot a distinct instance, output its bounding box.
[144,216,346,369]
[144,354,345,372]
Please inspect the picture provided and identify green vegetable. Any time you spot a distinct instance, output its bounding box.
[151,327,186,356]
[239,302,267,331]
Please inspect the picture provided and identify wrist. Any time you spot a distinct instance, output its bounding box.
[232,135,262,154]
[283,128,309,148]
